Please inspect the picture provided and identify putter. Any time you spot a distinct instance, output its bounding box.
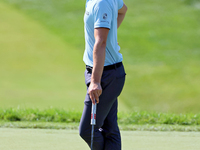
[91,102,97,150]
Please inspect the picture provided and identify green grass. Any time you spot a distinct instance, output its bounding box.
[1,108,200,126]
[0,0,200,113]
[0,2,86,111]
[120,0,200,113]
[1,108,200,131]
[1,121,200,131]
[1,128,200,150]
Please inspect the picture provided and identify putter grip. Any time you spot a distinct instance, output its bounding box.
[91,103,97,125]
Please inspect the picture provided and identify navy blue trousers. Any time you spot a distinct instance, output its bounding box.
[79,63,126,150]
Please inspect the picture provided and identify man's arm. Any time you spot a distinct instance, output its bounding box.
[118,3,128,28]
[88,28,109,104]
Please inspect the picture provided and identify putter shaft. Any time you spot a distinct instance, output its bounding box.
[91,103,97,150]
[91,125,94,150]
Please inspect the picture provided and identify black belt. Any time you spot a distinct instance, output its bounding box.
[86,62,122,72]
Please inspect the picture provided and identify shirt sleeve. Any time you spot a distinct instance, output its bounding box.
[118,0,124,10]
[93,0,112,29]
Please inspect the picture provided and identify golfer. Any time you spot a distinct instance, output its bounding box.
[79,0,127,150]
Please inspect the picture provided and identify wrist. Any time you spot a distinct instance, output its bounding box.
[91,69,102,84]
[91,79,101,84]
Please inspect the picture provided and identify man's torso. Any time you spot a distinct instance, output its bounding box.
[83,0,124,67]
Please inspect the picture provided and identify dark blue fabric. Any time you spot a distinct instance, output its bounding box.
[79,63,126,150]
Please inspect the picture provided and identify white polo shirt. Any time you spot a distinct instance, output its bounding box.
[83,0,124,67]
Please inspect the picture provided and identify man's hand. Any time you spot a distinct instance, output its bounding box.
[88,82,102,104]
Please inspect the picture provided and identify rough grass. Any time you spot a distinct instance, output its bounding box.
[1,108,200,126]
[1,108,200,131]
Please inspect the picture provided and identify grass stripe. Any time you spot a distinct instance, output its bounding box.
[1,121,200,132]
[1,108,200,126]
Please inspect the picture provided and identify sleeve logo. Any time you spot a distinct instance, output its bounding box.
[103,13,108,20]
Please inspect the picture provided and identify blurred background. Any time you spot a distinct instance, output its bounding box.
[0,0,200,113]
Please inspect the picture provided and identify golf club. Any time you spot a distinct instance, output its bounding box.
[91,102,97,150]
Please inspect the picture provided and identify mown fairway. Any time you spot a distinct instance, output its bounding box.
[0,128,200,150]
[0,2,86,111]
[0,0,200,113]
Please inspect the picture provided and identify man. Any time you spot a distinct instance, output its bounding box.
[79,0,127,150]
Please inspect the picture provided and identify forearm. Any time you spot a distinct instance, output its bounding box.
[91,42,106,84]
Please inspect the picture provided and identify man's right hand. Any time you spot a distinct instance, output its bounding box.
[88,82,102,104]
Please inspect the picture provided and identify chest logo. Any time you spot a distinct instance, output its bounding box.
[85,11,89,15]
